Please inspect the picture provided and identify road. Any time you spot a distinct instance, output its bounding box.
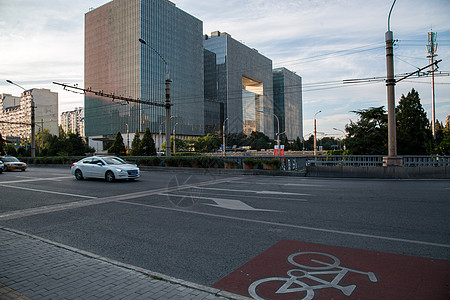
[1,166,449,298]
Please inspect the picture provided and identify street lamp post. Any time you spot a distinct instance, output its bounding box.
[6,80,35,157]
[257,110,281,158]
[126,123,129,154]
[173,123,178,154]
[384,0,402,166]
[159,115,175,153]
[222,118,228,155]
[139,38,172,157]
[333,127,345,150]
[314,111,322,156]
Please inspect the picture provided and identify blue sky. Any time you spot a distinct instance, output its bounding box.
[1,0,449,138]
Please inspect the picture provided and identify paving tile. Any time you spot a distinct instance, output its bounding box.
[0,228,249,300]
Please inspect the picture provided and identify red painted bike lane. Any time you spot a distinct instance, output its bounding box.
[213,240,450,300]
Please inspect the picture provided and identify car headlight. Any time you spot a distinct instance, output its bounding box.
[116,168,126,173]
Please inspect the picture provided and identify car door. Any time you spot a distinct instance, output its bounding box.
[79,158,94,177]
[90,158,106,178]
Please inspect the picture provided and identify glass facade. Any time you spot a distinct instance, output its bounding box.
[85,0,204,138]
[273,67,303,140]
[204,33,274,137]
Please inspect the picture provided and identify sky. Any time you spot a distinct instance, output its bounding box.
[1,0,449,139]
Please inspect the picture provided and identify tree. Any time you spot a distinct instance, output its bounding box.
[130,130,141,156]
[249,131,272,151]
[193,134,221,152]
[396,89,432,155]
[139,127,156,156]
[0,133,5,155]
[108,132,126,156]
[344,106,388,155]
[434,120,450,154]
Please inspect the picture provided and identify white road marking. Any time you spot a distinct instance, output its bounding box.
[232,181,323,187]
[158,193,281,211]
[173,191,309,202]
[0,176,73,184]
[0,184,97,199]
[0,176,242,220]
[193,186,311,196]
[118,201,450,249]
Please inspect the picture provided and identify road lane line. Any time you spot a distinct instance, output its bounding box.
[0,184,97,199]
[193,186,311,196]
[0,176,242,220]
[118,201,450,249]
[231,181,323,187]
[0,176,73,184]
[170,191,309,202]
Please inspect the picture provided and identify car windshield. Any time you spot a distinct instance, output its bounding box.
[3,157,20,162]
[102,157,127,165]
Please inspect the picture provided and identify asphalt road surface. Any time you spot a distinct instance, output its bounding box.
[1,166,449,294]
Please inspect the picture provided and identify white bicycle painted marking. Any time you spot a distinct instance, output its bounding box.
[248,251,378,300]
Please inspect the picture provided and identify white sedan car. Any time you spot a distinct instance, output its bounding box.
[71,156,140,182]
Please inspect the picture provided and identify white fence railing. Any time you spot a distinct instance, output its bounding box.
[307,155,450,167]
[403,155,450,167]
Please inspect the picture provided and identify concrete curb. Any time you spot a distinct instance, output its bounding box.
[0,227,253,300]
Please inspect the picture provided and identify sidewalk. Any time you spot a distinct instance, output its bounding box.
[0,227,250,300]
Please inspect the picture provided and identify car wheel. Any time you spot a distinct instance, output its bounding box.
[105,171,115,182]
[75,169,84,180]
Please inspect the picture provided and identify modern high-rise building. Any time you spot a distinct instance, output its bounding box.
[60,107,85,137]
[203,31,274,137]
[0,89,58,143]
[273,68,303,140]
[84,0,204,150]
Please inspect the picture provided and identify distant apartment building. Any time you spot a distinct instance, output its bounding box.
[0,89,58,143]
[60,107,85,137]
[84,0,204,151]
[204,31,274,137]
[273,68,303,140]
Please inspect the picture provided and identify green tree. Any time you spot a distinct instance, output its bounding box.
[396,89,432,155]
[47,134,72,156]
[434,120,450,154]
[139,127,156,156]
[344,106,388,155]
[130,130,141,156]
[193,134,221,152]
[249,131,272,151]
[108,132,126,156]
[0,133,5,155]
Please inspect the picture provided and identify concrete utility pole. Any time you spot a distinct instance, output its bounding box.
[427,31,438,139]
[6,80,35,157]
[314,110,321,156]
[383,0,402,166]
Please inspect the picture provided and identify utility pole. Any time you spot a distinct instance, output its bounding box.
[222,118,228,155]
[427,31,438,139]
[383,0,402,166]
[314,111,321,156]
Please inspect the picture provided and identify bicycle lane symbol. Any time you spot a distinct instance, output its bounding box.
[248,252,378,300]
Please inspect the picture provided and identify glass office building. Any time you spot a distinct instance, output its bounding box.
[203,32,274,137]
[273,67,303,140]
[85,0,204,144]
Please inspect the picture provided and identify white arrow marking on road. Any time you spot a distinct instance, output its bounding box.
[159,193,280,212]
